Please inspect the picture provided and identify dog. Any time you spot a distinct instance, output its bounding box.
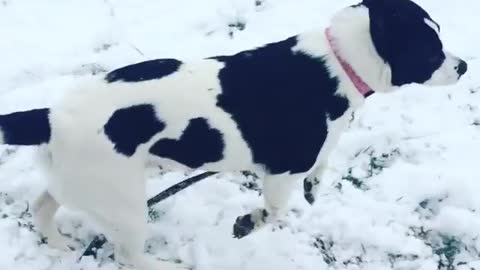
[0,0,467,269]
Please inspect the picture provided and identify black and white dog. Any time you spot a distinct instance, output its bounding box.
[0,0,467,269]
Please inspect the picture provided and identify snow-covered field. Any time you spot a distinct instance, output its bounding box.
[0,0,479,269]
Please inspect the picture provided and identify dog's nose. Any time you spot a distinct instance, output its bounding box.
[456,60,468,76]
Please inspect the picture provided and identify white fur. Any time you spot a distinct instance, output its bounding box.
[327,6,393,94]
[422,19,464,86]
[26,4,465,270]
[425,52,464,86]
[425,18,440,34]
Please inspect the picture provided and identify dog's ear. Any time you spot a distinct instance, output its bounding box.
[362,0,383,7]
[366,0,392,63]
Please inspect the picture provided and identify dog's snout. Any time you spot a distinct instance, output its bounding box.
[456,59,468,76]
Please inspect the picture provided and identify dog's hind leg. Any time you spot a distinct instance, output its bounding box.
[86,170,187,270]
[108,215,187,270]
[233,173,303,238]
[32,191,71,251]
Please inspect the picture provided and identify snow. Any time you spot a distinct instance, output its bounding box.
[0,0,479,269]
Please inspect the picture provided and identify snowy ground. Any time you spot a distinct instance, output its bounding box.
[0,0,480,269]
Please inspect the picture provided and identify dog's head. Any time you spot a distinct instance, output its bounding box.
[329,0,467,92]
[363,0,467,87]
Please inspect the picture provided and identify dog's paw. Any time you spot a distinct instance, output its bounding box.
[153,260,189,270]
[37,227,74,252]
[304,191,315,205]
[125,256,189,270]
[233,209,268,239]
[303,177,319,205]
[136,258,190,270]
[45,236,74,252]
[233,214,255,238]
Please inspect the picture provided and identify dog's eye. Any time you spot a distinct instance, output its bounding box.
[427,55,443,65]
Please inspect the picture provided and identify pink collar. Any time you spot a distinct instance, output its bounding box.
[325,28,374,98]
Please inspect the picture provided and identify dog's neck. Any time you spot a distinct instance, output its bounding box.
[328,6,392,94]
[325,27,374,98]
[294,7,393,108]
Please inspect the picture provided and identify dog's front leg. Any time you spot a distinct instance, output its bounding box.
[233,173,305,238]
[303,164,327,205]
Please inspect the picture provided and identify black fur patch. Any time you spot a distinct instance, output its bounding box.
[0,108,50,145]
[149,117,224,168]
[365,0,446,85]
[104,104,165,156]
[213,36,348,174]
[105,59,182,83]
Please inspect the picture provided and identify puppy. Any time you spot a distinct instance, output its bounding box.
[0,0,467,269]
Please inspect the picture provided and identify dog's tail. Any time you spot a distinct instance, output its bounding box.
[0,108,51,145]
